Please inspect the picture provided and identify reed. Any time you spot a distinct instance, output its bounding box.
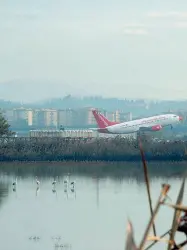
[125,135,187,250]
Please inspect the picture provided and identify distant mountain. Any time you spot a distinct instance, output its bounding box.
[1,79,187,117]
[0,99,21,109]
[0,80,60,103]
[0,79,88,103]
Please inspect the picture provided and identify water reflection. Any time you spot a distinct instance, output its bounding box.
[36,186,40,196]
[0,182,9,208]
[0,163,186,250]
[0,161,186,181]
[63,182,76,200]
[52,187,57,194]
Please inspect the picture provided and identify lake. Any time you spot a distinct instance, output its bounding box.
[0,162,186,250]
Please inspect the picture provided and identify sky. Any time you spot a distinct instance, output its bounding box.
[1,0,187,102]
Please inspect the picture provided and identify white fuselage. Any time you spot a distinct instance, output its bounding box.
[105,114,180,134]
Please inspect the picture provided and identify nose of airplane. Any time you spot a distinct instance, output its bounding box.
[179,116,183,121]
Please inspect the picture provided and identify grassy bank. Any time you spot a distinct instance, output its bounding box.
[0,137,187,162]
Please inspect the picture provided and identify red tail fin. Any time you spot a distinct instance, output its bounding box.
[92,109,118,128]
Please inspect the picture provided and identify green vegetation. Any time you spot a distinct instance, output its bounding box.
[0,112,15,137]
[0,136,186,162]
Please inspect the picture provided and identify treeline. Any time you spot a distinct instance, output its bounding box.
[0,137,187,162]
[2,95,187,116]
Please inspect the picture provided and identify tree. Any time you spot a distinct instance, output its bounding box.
[0,112,15,137]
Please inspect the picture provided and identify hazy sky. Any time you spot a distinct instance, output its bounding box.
[1,0,187,102]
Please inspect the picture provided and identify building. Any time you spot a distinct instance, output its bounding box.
[12,108,33,127]
[73,107,100,127]
[117,111,132,122]
[44,109,58,127]
[73,108,88,127]
[29,129,98,138]
[87,108,96,125]
[32,109,46,127]
[106,111,116,122]
[2,106,134,129]
[57,109,75,127]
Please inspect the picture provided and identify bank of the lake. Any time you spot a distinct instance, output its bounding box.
[0,137,187,162]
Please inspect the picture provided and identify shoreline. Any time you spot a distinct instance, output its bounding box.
[1,159,187,165]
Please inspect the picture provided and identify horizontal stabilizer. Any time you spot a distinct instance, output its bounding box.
[89,128,100,131]
[89,128,107,131]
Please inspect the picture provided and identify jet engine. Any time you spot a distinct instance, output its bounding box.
[151,125,162,131]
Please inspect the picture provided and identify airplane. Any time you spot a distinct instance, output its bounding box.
[91,109,183,134]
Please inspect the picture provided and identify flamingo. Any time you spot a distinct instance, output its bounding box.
[70,181,75,189]
[64,173,70,184]
[12,178,17,186]
[64,177,69,188]
[52,179,56,186]
[64,178,68,184]
[35,176,40,186]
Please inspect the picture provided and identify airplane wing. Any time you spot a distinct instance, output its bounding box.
[139,127,151,131]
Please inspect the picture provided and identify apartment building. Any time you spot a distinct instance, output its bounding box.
[32,109,45,127]
[106,111,116,122]
[117,111,132,122]
[44,109,58,127]
[11,108,32,126]
[3,107,133,128]
[73,107,100,127]
[57,109,75,127]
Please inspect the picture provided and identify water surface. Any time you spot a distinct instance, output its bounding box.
[0,162,186,250]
